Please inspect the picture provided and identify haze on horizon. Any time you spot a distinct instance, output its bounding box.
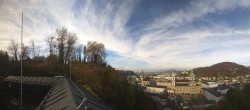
[0,0,250,72]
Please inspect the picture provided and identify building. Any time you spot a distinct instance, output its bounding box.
[156,80,173,88]
[175,79,201,95]
[201,81,219,88]
[188,70,195,80]
[144,86,166,94]
[201,84,230,103]
[174,71,201,95]
[4,76,111,110]
[201,88,224,103]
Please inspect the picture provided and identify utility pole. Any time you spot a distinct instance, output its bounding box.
[20,12,23,110]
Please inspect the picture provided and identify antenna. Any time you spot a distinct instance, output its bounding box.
[20,12,23,110]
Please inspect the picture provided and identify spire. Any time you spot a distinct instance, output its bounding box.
[141,69,144,82]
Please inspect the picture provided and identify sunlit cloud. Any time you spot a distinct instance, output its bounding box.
[0,0,250,72]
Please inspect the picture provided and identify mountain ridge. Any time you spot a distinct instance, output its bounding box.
[194,62,250,77]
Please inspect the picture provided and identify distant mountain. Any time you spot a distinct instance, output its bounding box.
[247,66,250,70]
[136,69,182,74]
[116,70,136,77]
[194,62,250,77]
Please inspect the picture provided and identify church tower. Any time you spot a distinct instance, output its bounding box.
[141,69,145,86]
[142,69,144,82]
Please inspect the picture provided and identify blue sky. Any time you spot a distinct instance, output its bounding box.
[0,0,250,72]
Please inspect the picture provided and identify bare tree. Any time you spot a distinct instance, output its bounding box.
[65,32,77,64]
[83,46,87,62]
[20,43,29,60]
[75,44,83,63]
[8,40,19,62]
[56,27,67,64]
[45,36,56,56]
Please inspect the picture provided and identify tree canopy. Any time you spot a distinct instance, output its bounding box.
[86,41,107,64]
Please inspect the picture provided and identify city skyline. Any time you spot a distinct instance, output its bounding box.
[0,0,250,71]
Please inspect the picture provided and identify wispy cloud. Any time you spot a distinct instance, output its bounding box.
[123,0,250,71]
[146,0,250,31]
[0,0,250,71]
[0,0,137,54]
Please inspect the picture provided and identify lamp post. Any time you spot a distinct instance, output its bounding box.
[20,12,23,110]
[70,56,72,80]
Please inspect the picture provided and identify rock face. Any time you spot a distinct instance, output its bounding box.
[194,62,250,77]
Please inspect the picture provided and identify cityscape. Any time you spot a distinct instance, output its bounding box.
[1,0,250,110]
[124,62,250,109]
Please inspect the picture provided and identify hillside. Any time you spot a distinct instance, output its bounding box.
[194,62,250,77]
[247,66,250,70]
[116,70,136,77]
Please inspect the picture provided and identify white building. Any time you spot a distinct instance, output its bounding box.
[144,86,166,94]
[201,88,224,102]
[201,84,230,106]
[201,81,219,88]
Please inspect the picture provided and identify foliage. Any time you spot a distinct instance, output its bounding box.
[1,26,153,110]
[0,50,9,63]
[86,41,107,63]
[72,63,155,110]
[83,84,99,99]
[207,84,250,110]
[56,27,67,64]
[194,62,250,77]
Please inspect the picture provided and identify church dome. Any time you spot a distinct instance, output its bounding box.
[188,71,195,78]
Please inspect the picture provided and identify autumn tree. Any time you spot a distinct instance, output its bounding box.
[210,84,250,110]
[8,40,18,62]
[86,41,107,63]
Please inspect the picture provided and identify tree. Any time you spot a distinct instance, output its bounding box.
[75,44,83,63]
[0,50,9,63]
[20,43,29,60]
[65,32,77,64]
[86,41,107,63]
[83,46,87,62]
[56,27,67,64]
[45,36,56,56]
[4,51,9,62]
[8,40,18,62]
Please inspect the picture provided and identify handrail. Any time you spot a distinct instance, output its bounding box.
[77,98,87,109]
[71,80,88,110]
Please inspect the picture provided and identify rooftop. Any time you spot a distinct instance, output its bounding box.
[4,76,111,110]
[176,79,189,82]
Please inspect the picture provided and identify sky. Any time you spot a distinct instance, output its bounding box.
[0,0,250,72]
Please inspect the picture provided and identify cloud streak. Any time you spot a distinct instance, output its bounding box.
[0,0,250,71]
